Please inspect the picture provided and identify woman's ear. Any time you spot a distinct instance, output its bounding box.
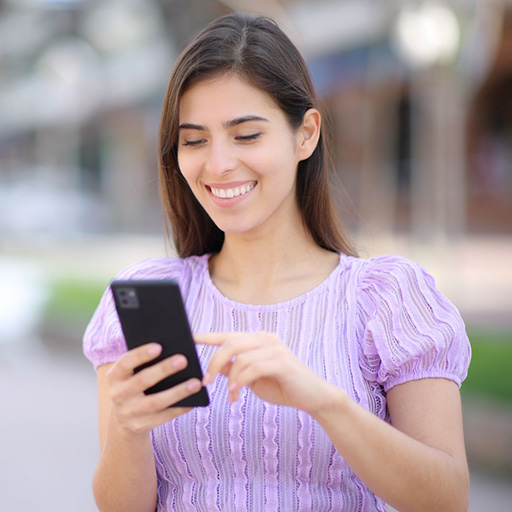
[297,108,321,161]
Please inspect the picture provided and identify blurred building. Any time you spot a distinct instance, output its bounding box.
[0,0,511,241]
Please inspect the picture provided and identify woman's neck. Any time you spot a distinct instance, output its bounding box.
[208,220,339,305]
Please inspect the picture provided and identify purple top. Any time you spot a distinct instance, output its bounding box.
[84,253,470,511]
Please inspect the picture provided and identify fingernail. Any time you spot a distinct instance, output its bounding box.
[173,356,187,368]
[187,380,201,392]
[148,344,161,356]
[203,372,212,385]
[228,381,237,392]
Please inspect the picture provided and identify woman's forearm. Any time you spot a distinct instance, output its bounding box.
[93,407,158,512]
[313,387,469,512]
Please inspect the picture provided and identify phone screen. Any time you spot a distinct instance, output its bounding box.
[111,279,209,407]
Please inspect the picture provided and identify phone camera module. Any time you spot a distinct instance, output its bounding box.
[116,287,139,308]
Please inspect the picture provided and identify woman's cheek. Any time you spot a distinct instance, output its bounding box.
[177,155,198,187]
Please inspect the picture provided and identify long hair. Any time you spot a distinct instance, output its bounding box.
[158,12,356,257]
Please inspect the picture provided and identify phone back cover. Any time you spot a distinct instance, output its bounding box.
[111,280,209,407]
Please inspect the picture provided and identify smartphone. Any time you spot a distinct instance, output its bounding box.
[111,279,209,407]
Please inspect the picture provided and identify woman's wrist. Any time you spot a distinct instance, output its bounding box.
[107,407,153,445]
[309,381,350,424]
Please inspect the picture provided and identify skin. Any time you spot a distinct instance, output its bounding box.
[177,74,316,238]
[93,73,469,512]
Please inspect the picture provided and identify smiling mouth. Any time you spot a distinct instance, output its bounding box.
[208,183,256,199]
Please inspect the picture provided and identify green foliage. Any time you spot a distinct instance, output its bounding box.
[44,278,105,323]
[462,331,512,404]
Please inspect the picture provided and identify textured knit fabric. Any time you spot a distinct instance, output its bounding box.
[83,253,471,512]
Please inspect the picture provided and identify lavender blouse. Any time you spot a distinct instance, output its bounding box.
[83,253,470,511]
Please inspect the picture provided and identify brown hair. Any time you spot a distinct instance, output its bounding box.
[158,12,356,257]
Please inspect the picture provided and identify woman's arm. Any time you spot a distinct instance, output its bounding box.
[199,332,469,512]
[94,363,159,512]
[92,344,202,512]
[314,378,469,512]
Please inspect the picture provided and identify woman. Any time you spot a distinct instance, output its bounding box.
[84,13,471,512]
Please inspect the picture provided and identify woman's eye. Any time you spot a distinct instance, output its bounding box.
[236,133,261,142]
[181,139,205,147]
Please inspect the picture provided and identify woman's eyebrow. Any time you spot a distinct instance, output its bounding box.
[223,115,270,128]
[178,115,269,132]
[178,123,206,131]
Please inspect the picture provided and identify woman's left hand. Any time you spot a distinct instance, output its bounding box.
[195,332,342,415]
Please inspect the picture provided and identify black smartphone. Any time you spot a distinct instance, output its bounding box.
[110,279,209,407]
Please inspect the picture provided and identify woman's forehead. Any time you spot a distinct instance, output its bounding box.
[179,73,280,121]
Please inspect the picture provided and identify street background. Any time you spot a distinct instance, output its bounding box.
[1,0,512,511]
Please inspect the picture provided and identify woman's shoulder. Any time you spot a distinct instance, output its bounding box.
[349,253,471,390]
[113,253,209,283]
[340,252,446,310]
[342,253,429,285]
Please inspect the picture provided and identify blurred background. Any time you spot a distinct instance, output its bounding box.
[0,0,511,510]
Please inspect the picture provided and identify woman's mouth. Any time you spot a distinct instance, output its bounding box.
[209,183,256,199]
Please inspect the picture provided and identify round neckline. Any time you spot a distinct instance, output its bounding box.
[200,252,346,311]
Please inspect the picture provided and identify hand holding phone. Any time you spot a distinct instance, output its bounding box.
[111,279,209,408]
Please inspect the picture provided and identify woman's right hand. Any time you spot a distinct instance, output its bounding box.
[105,343,202,438]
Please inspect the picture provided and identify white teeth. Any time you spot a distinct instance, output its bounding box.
[210,184,255,198]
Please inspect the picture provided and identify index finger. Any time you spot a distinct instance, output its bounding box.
[194,333,228,346]
[109,343,163,380]
[196,333,263,385]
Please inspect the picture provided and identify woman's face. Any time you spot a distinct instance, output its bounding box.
[177,73,311,237]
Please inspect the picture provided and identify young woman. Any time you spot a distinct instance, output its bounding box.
[84,13,471,512]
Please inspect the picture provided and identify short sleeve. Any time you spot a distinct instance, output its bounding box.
[357,255,471,392]
[83,257,188,370]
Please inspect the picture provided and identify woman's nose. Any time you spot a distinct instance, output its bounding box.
[204,139,237,176]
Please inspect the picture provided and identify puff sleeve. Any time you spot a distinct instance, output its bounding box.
[83,257,187,370]
[358,255,471,392]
